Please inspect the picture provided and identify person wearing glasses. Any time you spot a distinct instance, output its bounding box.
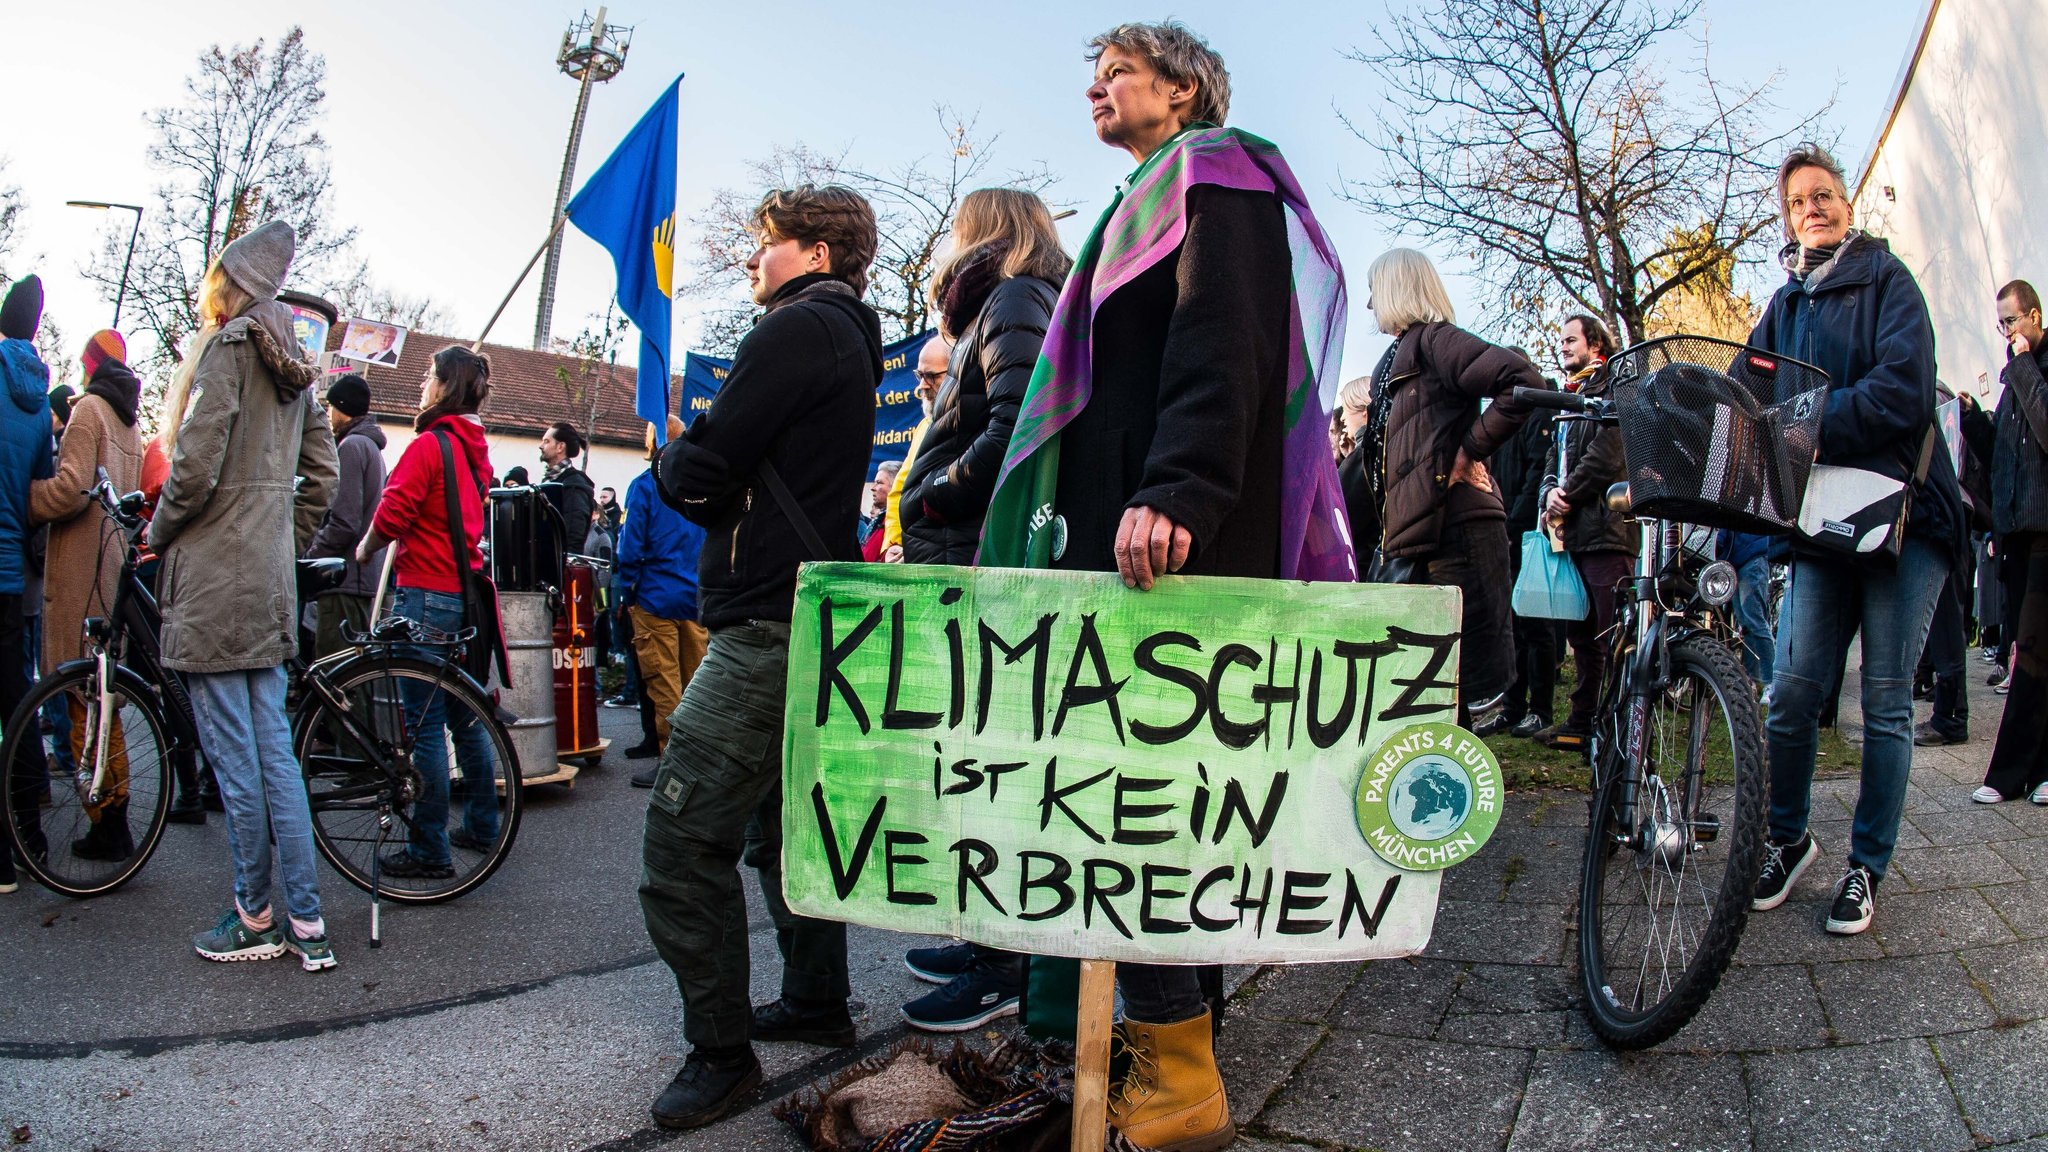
[1746,145,1965,937]
[879,335,952,562]
[301,373,387,659]
[1977,280,2048,805]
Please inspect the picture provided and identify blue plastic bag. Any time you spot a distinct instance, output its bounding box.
[1512,529,1590,620]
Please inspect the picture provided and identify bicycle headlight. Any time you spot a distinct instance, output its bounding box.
[1697,560,1738,608]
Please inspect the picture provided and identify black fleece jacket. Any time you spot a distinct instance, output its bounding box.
[667,274,882,629]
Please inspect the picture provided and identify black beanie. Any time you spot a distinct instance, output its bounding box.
[0,275,43,340]
[49,384,75,427]
[324,373,371,418]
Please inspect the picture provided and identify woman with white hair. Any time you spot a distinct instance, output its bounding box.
[1353,247,1541,729]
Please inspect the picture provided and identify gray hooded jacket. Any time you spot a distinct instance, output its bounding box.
[151,300,338,672]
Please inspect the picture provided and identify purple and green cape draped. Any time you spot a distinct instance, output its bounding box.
[976,125,1356,581]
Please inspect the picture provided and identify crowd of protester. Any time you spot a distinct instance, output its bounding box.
[1,16,2042,1150]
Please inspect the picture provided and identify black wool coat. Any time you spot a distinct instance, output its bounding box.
[1049,184,1292,578]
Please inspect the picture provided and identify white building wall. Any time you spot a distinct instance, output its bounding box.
[1854,0,2048,402]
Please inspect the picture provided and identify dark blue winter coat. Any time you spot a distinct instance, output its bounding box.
[1989,343,2048,538]
[617,468,704,622]
[0,339,53,596]
[1748,234,1965,564]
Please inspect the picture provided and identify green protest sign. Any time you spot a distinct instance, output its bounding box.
[781,564,1500,965]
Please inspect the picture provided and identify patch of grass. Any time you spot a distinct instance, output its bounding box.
[1812,722,1862,776]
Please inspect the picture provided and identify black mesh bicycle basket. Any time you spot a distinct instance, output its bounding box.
[1605,335,1829,534]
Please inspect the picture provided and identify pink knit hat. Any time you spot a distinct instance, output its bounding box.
[80,329,126,378]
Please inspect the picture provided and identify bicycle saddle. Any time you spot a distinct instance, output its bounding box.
[296,557,348,598]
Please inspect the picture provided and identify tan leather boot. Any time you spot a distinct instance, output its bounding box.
[1107,1009,1235,1152]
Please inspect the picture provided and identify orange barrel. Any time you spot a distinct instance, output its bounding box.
[552,560,602,758]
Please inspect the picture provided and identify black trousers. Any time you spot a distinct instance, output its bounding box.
[1565,552,1635,731]
[1985,533,2048,797]
[2,593,51,880]
[1503,529,1560,725]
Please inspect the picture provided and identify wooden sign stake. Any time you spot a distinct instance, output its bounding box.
[1071,959,1117,1152]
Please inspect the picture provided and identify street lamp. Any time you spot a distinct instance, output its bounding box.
[66,200,144,329]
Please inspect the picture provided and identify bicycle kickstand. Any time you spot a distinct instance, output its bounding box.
[370,817,388,949]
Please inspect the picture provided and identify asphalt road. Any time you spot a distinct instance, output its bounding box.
[0,701,960,1150]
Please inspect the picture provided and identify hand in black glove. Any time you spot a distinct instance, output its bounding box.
[653,436,734,512]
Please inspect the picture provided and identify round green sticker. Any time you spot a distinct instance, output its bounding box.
[1355,722,1503,872]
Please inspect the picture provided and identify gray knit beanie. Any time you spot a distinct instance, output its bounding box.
[220,220,296,301]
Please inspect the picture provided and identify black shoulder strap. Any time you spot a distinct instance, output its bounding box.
[435,431,471,591]
[1913,424,1938,485]
[756,458,833,562]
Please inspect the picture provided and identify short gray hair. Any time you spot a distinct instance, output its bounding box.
[1777,143,1847,234]
[1087,21,1231,127]
[1366,248,1457,335]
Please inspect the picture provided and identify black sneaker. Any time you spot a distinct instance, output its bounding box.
[624,740,661,760]
[379,850,455,880]
[1826,865,1876,935]
[1508,714,1547,739]
[751,997,856,1047]
[1751,833,1819,911]
[1912,722,1966,747]
[904,941,975,984]
[650,1049,762,1130]
[630,766,658,789]
[902,962,1022,1032]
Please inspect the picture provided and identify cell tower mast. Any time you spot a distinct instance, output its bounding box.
[533,8,630,351]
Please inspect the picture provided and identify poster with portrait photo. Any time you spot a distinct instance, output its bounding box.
[338,317,408,367]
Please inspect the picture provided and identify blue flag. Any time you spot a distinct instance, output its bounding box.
[567,76,681,443]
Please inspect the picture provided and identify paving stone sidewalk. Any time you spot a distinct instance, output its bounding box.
[1221,670,2048,1152]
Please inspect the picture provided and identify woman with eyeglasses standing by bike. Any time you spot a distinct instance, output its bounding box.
[353,346,501,883]
[152,221,341,970]
[1745,145,1966,937]
[30,330,144,860]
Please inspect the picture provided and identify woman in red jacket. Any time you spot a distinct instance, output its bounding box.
[355,347,499,879]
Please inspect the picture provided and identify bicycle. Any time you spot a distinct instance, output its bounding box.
[1513,335,1828,1049]
[4,473,523,914]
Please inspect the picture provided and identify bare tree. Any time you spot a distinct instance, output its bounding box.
[555,300,632,439]
[85,28,357,380]
[326,267,455,335]
[682,109,1055,356]
[1343,0,1827,344]
[0,159,23,287]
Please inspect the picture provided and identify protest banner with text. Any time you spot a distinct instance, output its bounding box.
[781,564,1502,966]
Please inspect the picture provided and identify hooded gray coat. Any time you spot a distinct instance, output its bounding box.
[151,301,338,673]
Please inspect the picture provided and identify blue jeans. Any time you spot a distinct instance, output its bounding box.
[188,665,322,921]
[1766,538,1948,882]
[1733,554,1775,689]
[391,586,498,865]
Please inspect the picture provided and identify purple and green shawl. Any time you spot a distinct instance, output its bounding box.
[977,125,1356,581]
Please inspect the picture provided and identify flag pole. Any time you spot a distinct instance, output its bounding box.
[472,212,571,352]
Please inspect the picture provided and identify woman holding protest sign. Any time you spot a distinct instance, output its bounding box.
[1354,248,1538,732]
[895,187,1067,1034]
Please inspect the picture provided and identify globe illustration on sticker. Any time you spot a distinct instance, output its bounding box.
[1387,755,1472,841]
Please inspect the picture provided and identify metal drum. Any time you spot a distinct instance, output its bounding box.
[496,590,558,782]
[553,561,605,760]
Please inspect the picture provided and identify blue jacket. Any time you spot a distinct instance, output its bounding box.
[618,468,703,621]
[1748,234,1965,564]
[0,340,52,596]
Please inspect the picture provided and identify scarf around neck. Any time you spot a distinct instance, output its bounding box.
[977,125,1356,581]
[1780,229,1865,287]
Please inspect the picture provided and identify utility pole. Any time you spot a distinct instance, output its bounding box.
[533,8,630,352]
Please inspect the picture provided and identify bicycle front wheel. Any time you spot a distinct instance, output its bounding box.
[4,662,174,898]
[1579,634,1766,1049]
[295,655,522,904]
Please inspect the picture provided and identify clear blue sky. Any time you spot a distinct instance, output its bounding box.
[3,0,1925,383]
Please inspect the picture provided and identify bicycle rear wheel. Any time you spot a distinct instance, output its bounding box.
[4,663,174,898]
[295,654,521,904]
[1579,634,1766,1048]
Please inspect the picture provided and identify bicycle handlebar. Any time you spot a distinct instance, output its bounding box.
[1513,387,1616,423]
[85,467,148,533]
